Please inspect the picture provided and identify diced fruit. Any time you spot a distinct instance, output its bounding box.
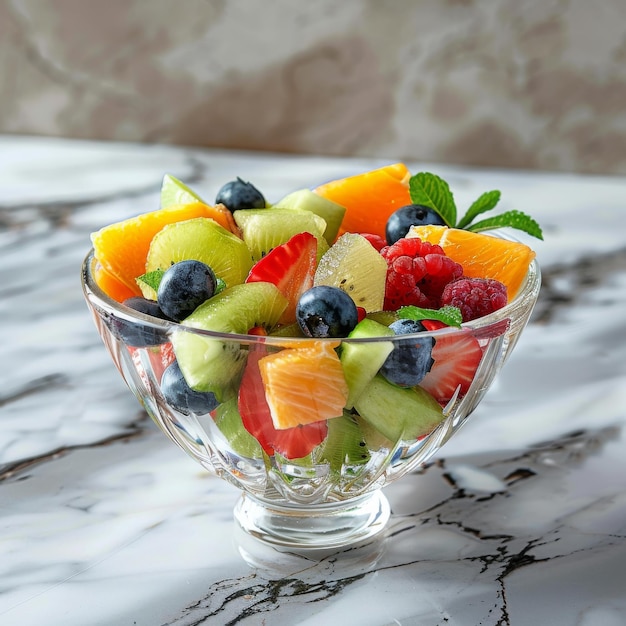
[386,204,446,245]
[238,344,328,459]
[180,282,287,335]
[171,283,287,399]
[160,360,219,415]
[318,411,370,473]
[409,225,535,299]
[314,233,387,312]
[276,189,346,244]
[215,177,266,212]
[296,285,358,338]
[419,329,483,404]
[146,217,253,288]
[91,202,221,295]
[161,176,240,233]
[128,342,176,388]
[114,297,171,347]
[380,319,434,388]
[381,236,463,310]
[353,375,444,442]
[314,163,411,239]
[94,264,137,302]
[440,277,508,322]
[161,174,205,208]
[365,310,399,326]
[234,208,328,262]
[157,260,217,322]
[258,341,349,429]
[245,231,317,325]
[212,398,264,458]
[340,318,394,409]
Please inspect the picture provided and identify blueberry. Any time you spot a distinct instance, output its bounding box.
[386,204,446,245]
[157,260,217,322]
[160,360,219,415]
[111,297,170,347]
[215,177,266,212]
[296,285,358,338]
[380,319,434,387]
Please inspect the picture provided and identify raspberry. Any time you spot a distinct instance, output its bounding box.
[440,277,508,322]
[381,238,463,310]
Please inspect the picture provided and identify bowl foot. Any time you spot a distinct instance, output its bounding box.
[233,490,390,551]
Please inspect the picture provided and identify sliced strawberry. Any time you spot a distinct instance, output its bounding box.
[422,319,448,331]
[359,233,387,252]
[419,330,483,404]
[245,231,317,325]
[238,344,328,459]
[128,342,176,386]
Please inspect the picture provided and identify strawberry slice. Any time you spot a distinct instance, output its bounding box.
[419,329,483,404]
[238,343,328,459]
[245,231,317,324]
[128,342,176,386]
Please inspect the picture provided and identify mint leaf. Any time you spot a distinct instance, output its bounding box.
[408,172,457,226]
[136,269,165,291]
[466,210,544,240]
[398,305,463,328]
[215,277,227,295]
[456,190,501,229]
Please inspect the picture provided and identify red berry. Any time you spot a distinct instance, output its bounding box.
[381,238,463,310]
[360,233,387,252]
[440,278,508,322]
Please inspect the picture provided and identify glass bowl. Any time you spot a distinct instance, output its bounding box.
[81,249,540,550]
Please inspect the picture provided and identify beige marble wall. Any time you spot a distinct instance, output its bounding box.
[1,0,625,175]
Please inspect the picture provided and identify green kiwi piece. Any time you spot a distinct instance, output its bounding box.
[319,411,370,473]
[233,208,328,262]
[269,322,306,338]
[353,375,444,442]
[366,310,399,326]
[314,233,387,312]
[160,174,205,208]
[212,397,263,458]
[354,414,395,451]
[171,282,288,400]
[340,318,395,409]
[146,217,253,288]
[275,189,346,244]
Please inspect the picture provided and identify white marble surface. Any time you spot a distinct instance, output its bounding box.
[1,136,626,625]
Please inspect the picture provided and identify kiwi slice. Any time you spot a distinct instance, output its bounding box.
[319,411,370,473]
[171,282,287,399]
[160,174,205,208]
[275,189,346,245]
[340,318,395,409]
[212,397,264,458]
[353,375,444,442]
[146,217,253,288]
[366,310,399,326]
[314,233,387,312]
[269,322,306,338]
[354,414,395,451]
[233,208,328,262]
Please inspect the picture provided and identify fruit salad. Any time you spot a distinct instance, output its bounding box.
[88,164,541,478]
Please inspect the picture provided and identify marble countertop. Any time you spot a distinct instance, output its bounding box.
[1,136,626,626]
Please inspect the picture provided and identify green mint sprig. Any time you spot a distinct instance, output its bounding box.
[398,305,463,328]
[409,172,543,240]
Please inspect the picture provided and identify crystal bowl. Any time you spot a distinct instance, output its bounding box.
[81,249,540,551]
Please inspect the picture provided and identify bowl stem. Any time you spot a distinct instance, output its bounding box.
[233,490,391,550]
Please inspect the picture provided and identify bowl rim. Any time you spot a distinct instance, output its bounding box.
[81,248,541,344]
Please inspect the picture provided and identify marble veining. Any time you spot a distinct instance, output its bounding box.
[1,136,625,625]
